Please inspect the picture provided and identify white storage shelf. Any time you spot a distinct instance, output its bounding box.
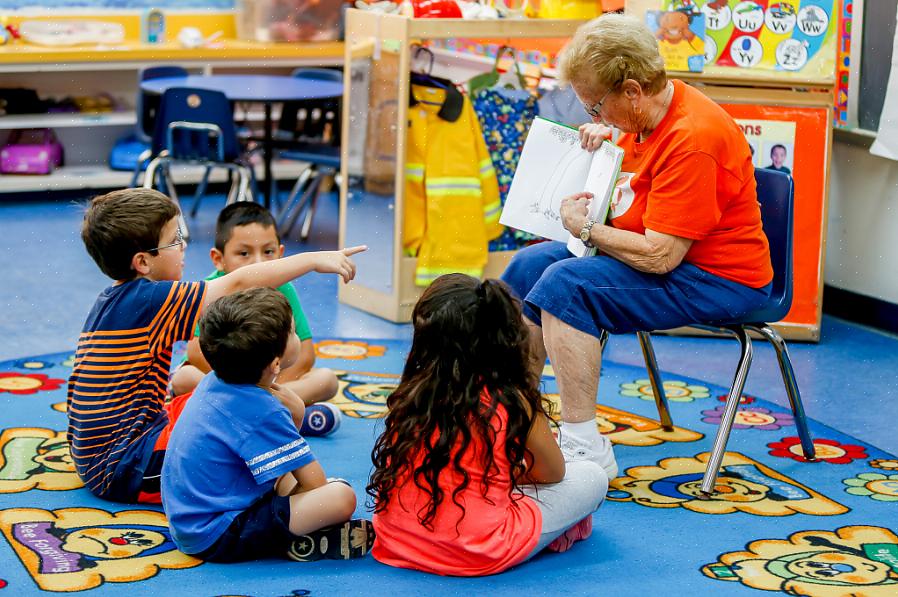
[0,58,335,193]
[0,158,310,193]
[0,111,138,130]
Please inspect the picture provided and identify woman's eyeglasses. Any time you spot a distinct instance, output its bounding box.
[584,87,615,118]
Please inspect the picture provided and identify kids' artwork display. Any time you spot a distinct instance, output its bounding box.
[658,1,839,77]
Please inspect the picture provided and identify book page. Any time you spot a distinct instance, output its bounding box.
[566,140,625,257]
[499,117,594,244]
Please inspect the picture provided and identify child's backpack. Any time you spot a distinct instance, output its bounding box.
[0,128,63,175]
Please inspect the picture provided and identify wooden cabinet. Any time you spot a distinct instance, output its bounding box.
[337,10,585,322]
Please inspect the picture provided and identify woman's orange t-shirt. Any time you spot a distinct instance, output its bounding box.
[610,79,773,288]
[372,396,541,576]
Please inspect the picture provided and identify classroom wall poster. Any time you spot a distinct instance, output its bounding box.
[725,104,829,327]
[834,0,852,127]
[647,7,707,72]
[869,4,898,161]
[655,1,839,77]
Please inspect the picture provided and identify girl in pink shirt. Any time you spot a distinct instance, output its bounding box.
[368,274,608,576]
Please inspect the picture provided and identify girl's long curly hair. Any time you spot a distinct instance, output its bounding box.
[367,274,548,529]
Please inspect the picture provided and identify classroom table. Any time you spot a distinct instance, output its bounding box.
[140,74,343,207]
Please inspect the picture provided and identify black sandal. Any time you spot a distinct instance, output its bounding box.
[286,519,374,562]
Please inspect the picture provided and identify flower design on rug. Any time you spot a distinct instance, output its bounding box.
[0,373,65,395]
[60,355,76,368]
[870,459,898,472]
[843,473,898,502]
[768,437,868,464]
[12,359,52,371]
[716,393,756,405]
[620,379,710,403]
[701,405,794,430]
[314,340,386,360]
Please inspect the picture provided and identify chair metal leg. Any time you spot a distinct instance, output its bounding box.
[701,326,753,496]
[131,148,152,187]
[143,157,163,190]
[225,168,240,206]
[598,329,609,355]
[300,176,324,240]
[162,163,189,239]
[748,324,817,461]
[636,331,674,431]
[236,166,252,203]
[299,170,337,241]
[190,165,213,218]
[281,175,322,238]
[277,167,314,224]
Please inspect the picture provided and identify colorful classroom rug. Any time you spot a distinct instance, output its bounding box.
[1,339,897,596]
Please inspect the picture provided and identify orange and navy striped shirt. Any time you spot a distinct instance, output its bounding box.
[67,279,206,501]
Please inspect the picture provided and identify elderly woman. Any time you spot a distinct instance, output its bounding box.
[501,14,773,478]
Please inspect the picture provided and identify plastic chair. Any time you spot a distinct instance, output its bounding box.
[129,66,189,187]
[607,168,816,495]
[143,87,255,236]
[275,68,342,240]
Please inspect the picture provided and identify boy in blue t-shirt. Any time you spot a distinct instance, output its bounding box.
[162,287,373,562]
[170,203,340,435]
[69,188,365,504]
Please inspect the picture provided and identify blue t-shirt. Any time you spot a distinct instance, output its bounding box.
[161,373,316,554]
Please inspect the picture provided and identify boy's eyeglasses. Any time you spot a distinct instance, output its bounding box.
[146,228,184,254]
[584,87,615,119]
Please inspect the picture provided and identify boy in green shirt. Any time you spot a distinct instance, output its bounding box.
[171,203,341,434]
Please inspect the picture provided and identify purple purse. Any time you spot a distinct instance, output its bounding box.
[1,129,64,175]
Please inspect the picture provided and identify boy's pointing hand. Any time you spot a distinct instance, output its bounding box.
[315,245,368,283]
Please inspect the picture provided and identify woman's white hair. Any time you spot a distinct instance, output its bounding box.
[558,13,667,96]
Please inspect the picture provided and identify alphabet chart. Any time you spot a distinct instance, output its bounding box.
[663,1,838,75]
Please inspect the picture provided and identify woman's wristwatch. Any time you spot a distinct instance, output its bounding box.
[579,219,596,248]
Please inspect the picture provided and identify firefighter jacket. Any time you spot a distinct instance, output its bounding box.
[404,83,503,286]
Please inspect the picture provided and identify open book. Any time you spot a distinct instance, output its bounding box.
[499,116,625,257]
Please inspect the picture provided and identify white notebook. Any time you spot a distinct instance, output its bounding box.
[500,116,625,257]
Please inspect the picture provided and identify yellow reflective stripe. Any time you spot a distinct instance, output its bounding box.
[426,177,481,197]
[405,163,424,182]
[479,159,495,177]
[416,267,483,285]
[483,201,501,221]
[427,176,479,186]
[428,188,481,197]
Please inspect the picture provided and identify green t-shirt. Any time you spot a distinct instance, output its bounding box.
[197,270,313,341]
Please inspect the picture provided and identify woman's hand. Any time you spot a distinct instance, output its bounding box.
[578,123,612,151]
[560,192,593,236]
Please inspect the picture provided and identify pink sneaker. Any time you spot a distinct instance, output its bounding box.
[547,516,593,553]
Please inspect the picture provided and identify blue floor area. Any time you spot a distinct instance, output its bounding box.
[2,189,896,456]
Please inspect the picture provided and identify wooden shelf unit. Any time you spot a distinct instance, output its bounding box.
[337,11,585,323]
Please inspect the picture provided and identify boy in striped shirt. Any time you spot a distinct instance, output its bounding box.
[68,188,364,503]
[161,288,372,562]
